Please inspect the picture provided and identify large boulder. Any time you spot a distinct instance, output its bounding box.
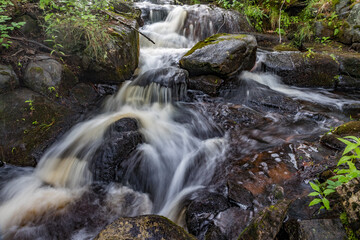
[0,64,19,94]
[180,33,257,77]
[340,3,360,50]
[262,51,340,88]
[95,215,196,240]
[238,200,292,240]
[24,55,77,97]
[0,88,76,166]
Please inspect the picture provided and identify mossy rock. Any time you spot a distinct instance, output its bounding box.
[0,64,19,94]
[180,33,257,77]
[332,121,360,136]
[238,200,292,240]
[0,88,77,167]
[95,215,196,240]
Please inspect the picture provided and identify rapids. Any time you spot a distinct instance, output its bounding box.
[0,1,359,239]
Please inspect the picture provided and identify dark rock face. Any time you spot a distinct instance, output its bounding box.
[262,51,340,88]
[279,218,347,240]
[342,3,360,50]
[337,177,360,238]
[238,200,292,240]
[0,64,19,94]
[180,34,257,77]
[95,215,196,240]
[24,55,77,97]
[0,88,76,166]
[185,191,230,238]
[91,118,143,183]
[188,75,223,96]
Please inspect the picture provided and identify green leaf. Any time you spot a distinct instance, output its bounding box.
[323,189,335,196]
[309,198,322,206]
[309,182,320,192]
[337,155,353,166]
[344,136,360,143]
[308,192,320,197]
[322,198,330,210]
[334,28,339,36]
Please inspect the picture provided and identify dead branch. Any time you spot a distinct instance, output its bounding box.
[102,10,155,45]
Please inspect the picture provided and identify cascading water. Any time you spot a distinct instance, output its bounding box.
[0,3,228,239]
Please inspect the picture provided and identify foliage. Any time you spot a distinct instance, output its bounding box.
[308,136,360,211]
[40,0,112,62]
[0,0,25,48]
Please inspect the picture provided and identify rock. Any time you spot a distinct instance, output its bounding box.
[188,75,223,96]
[336,0,351,17]
[343,103,360,119]
[279,218,347,240]
[91,118,143,183]
[132,67,189,101]
[262,51,340,88]
[69,83,99,108]
[227,181,254,209]
[320,134,346,151]
[340,3,360,47]
[185,191,230,238]
[0,64,19,93]
[24,55,77,97]
[95,215,196,240]
[332,121,360,136]
[238,200,292,240]
[81,14,139,84]
[180,33,257,77]
[336,177,360,238]
[337,54,360,89]
[0,88,76,167]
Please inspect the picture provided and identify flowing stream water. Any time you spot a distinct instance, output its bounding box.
[1,1,360,239]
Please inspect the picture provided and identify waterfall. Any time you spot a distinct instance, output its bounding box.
[0,4,228,239]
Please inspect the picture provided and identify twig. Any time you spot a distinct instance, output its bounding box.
[11,48,24,57]
[8,37,69,57]
[102,10,155,45]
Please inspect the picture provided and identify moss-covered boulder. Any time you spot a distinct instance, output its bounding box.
[0,88,76,166]
[0,64,19,94]
[263,51,340,88]
[238,200,292,240]
[336,177,360,238]
[95,215,196,240]
[24,55,77,97]
[180,33,257,77]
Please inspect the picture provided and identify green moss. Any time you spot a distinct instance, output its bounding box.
[273,44,298,51]
[184,33,247,56]
[0,71,10,76]
[30,67,44,74]
[333,121,360,136]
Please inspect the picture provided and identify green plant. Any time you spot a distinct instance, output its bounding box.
[308,136,360,211]
[25,99,35,111]
[0,0,25,48]
[48,86,60,98]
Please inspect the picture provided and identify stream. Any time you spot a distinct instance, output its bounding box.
[1,1,360,239]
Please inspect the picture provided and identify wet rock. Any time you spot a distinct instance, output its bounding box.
[182,5,253,41]
[340,3,360,49]
[185,191,230,238]
[336,177,360,238]
[0,64,19,93]
[24,55,77,97]
[320,134,346,151]
[227,181,254,209]
[0,88,76,167]
[188,75,223,96]
[332,121,360,136]
[343,103,360,119]
[262,51,340,88]
[278,218,347,240]
[180,33,257,77]
[112,1,143,27]
[132,67,189,101]
[70,83,99,108]
[91,118,143,183]
[238,200,292,240]
[337,54,360,89]
[95,215,196,240]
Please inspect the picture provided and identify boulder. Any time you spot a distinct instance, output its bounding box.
[278,218,347,240]
[0,64,19,93]
[131,67,189,101]
[340,3,360,50]
[262,51,340,88]
[336,177,360,238]
[95,215,196,240]
[0,88,76,167]
[337,53,360,89]
[91,118,143,183]
[180,33,257,77]
[24,55,77,97]
[238,200,292,240]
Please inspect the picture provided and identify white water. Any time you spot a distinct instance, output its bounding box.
[0,5,227,239]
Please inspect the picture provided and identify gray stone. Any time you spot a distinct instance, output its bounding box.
[24,55,77,96]
[0,65,19,93]
[188,75,223,96]
[297,219,346,240]
[180,33,257,77]
[95,215,196,240]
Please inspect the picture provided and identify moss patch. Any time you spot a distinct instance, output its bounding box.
[333,121,360,136]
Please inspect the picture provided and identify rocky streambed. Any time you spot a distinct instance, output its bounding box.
[1,0,360,240]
